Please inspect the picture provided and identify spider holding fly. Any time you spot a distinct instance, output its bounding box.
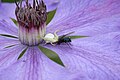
[43,30,74,46]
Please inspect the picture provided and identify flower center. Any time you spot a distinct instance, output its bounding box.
[15,0,47,46]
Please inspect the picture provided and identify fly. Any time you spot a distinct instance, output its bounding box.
[55,32,74,45]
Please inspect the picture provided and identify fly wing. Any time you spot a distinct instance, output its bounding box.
[60,31,75,39]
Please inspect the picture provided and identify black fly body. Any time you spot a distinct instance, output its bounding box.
[55,32,74,45]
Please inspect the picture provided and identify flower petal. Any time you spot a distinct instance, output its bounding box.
[44,0,60,12]
[0,44,26,70]
[0,36,20,49]
[0,20,18,36]
[48,0,120,36]
[0,46,88,80]
[74,31,120,53]
[45,36,120,79]
[0,3,16,20]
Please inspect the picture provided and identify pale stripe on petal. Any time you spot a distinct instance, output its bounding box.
[0,36,20,49]
[48,0,120,36]
[0,20,18,36]
[0,44,26,70]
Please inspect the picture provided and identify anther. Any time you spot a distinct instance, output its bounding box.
[15,0,47,46]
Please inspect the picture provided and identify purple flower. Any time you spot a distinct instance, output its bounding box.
[0,0,59,26]
[0,0,120,80]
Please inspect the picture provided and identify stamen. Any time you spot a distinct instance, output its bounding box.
[15,0,19,9]
[15,0,47,46]
[33,0,35,8]
[26,0,28,7]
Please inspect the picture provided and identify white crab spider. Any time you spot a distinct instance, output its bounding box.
[43,30,59,45]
